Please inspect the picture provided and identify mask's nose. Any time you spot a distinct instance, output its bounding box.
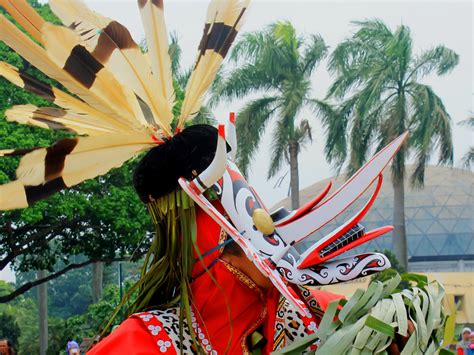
[252,208,275,236]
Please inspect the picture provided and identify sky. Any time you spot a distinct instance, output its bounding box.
[76,0,472,208]
[1,0,472,282]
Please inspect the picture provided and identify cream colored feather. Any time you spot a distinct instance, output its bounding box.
[0,61,130,132]
[138,0,174,129]
[48,0,109,28]
[6,105,119,135]
[41,23,148,130]
[49,0,172,136]
[15,132,155,186]
[0,15,130,125]
[177,0,250,129]
[0,133,156,210]
[0,0,251,211]
[60,133,155,186]
[0,0,45,43]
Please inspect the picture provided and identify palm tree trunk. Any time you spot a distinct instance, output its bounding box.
[392,175,408,271]
[37,270,48,355]
[92,261,104,303]
[289,142,300,209]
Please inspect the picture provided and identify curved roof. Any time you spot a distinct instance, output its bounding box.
[273,165,474,258]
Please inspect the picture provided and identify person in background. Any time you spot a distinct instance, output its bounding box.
[457,327,472,355]
[67,340,80,355]
[0,339,16,355]
[467,331,474,355]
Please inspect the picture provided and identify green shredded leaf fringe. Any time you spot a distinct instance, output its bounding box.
[274,273,456,355]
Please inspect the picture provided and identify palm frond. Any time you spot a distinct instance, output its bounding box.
[191,105,217,126]
[279,79,310,125]
[385,24,412,81]
[235,96,280,176]
[229,29,268,62]
[351,19,393,47]
[407,45,459,82]
[408,83,453,187]
[308,98,348,172]
[268,120,289,179]
[301,34,328,76]
[294,119,312,148]
[462,147,474,170]
[212,64,274,102]
[169,31,182,77]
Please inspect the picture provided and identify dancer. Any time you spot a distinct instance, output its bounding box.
[0,0,450,353]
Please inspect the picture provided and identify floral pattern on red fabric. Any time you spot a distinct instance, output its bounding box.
[133,311,177,354]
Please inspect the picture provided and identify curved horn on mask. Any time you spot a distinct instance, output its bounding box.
[189,124,227,194]
[227,112,237,160]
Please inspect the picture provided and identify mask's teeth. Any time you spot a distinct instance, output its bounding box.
[319,224,365,258]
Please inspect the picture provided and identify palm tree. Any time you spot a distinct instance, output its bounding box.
[459,114,473,170]
[214,22,327,209]
[320,20,459,270]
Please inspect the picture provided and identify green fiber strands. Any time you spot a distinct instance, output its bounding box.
[274,273,456,355]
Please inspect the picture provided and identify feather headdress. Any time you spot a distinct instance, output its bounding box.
[0,0,250,210]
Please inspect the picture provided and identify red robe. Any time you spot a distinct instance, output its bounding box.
[88,207,343,354]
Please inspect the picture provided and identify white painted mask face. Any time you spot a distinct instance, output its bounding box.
[180,122,408,316]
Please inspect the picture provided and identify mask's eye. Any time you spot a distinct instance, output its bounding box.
[245,196,256,216]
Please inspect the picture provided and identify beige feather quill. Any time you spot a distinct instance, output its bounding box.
[6,105,119,135]
[177,0,250,129]
[0,0,45,43]
[0,133,156,210]
[41,22,149,130]
[137,0,174,128]
[49,0,172,136]
[0,14,132,125]
[0,61,130,132]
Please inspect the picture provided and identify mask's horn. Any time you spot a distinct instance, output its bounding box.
[276,131,409,245]
[227,112,237,160]
[189,124,227,194]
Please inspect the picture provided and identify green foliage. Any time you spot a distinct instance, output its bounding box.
[371,249,410,289]
[16,261,93,318]
[0,281,39,354]
[68,284,123,338]
[0,312,21,345]
[0,1,153,302]
[46,318,75,355]
[214,22,327,180]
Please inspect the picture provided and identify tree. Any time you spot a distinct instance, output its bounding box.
[460,114,473,169]
[0,1,153,303]
[214,22,328,208]
[0,312,21,345]
[0,280,40,354]
[321,20,458,270]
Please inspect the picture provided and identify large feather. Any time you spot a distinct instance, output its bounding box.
[0,14,131,125]
[177,0,250,129]
[49,0,172,136]
[41,23,149,130]
[6,105,119,135]
[0,133,156,210]
[137,0,174,129]
[0,0,45,43]
[0,61,129,132]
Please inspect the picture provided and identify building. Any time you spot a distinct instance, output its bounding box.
[273,165,474,324]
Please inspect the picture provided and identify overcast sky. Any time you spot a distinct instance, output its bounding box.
[1,0,472,282]
[78,0,472,207]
